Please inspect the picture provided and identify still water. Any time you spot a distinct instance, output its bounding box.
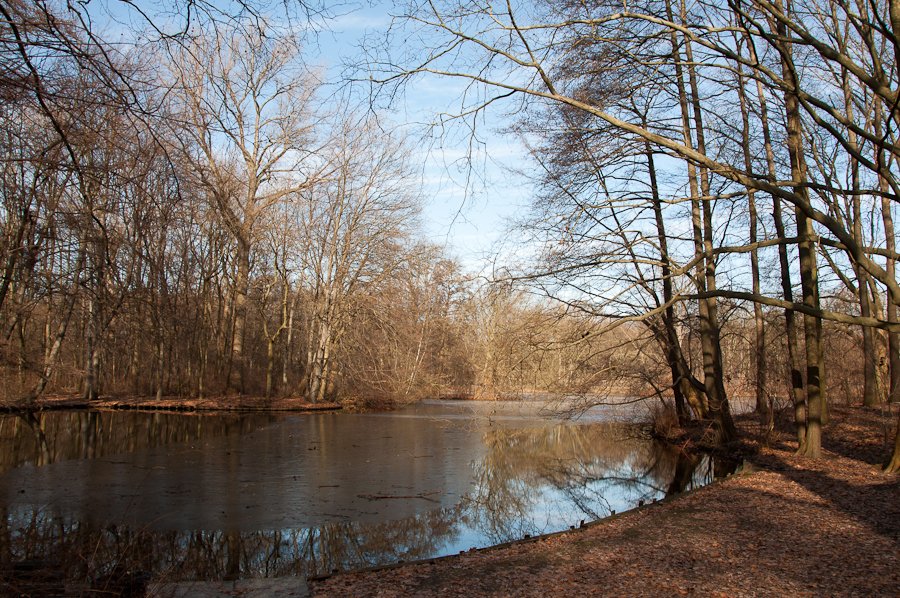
[0,400,732,582]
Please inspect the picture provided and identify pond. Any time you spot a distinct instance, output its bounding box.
[0,400,736,584]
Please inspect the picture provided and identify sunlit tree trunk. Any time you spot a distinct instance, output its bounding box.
[686,43,736,442]
[832,64,880,407]
[263,279,290,401]
[319,341,332,403]
[229,239,251,394]
[307,311,331,404]
[82,295,100,401]
[282,298,294,398]
[737,31,808,445]
[852,172,879,408]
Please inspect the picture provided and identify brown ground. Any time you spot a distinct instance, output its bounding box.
[309,406,900,597]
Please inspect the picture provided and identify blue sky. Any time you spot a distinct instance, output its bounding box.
[309,2,530,269]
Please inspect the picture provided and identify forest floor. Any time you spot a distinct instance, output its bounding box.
[308,405,900,597]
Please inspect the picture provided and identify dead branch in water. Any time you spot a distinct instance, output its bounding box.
[357,491,442,500]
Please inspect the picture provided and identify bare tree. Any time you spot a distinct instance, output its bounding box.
[164,20,323,393]
[362,0,900,458]
[294,115,422,403]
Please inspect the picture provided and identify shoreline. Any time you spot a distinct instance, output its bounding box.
[0,394,344,414]
[306,465,744,584]
[308,405,900,597]
[0,391,760,420]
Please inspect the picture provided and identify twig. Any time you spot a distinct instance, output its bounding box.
[405,451,434,458]
[358,491,442,500]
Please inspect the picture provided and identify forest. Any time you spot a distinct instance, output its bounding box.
[2,0,900,471]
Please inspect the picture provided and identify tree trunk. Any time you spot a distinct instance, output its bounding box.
[156,336,164,402]
[645,140,688,421]
[796,214,823,458]
[17,319,27,393]
[667,0,714,425]
[883,407,900,472]
[750,193,769,420]
[858,269,879,406]
[282,298,294,398]
[319,341,332,403]
[82,295,101,402]
[307,316,331,404]
[852,174,879,407]
[266,336,276,401]
[198,333,206,401]
[25,238,86,404]
[838,72,880,407]
[763,126,806,446]
[682,21,736,442]
[774,0,823,457]
[874,99,900,403]
[0,203,31,315]
[783,80,823,456]
[229,239,251,394]
[736,56,770,421]
[882,196,899,404]
[745,42,807,444]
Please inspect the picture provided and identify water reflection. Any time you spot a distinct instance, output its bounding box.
[0,411,284,472]
[0,406,737,588]
[461,425,731,544]
[0,506,470,584]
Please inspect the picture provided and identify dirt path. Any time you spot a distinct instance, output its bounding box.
[309,407,900,597]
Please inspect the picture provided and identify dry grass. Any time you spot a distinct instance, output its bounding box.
[648,401,682,440]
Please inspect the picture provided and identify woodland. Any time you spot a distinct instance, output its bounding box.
[3,0,900,475]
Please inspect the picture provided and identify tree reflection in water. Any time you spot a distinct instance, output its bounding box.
[0,414,738,586]
[0,505,467,584]
[0,411,284,472]
[462,425,739,543]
